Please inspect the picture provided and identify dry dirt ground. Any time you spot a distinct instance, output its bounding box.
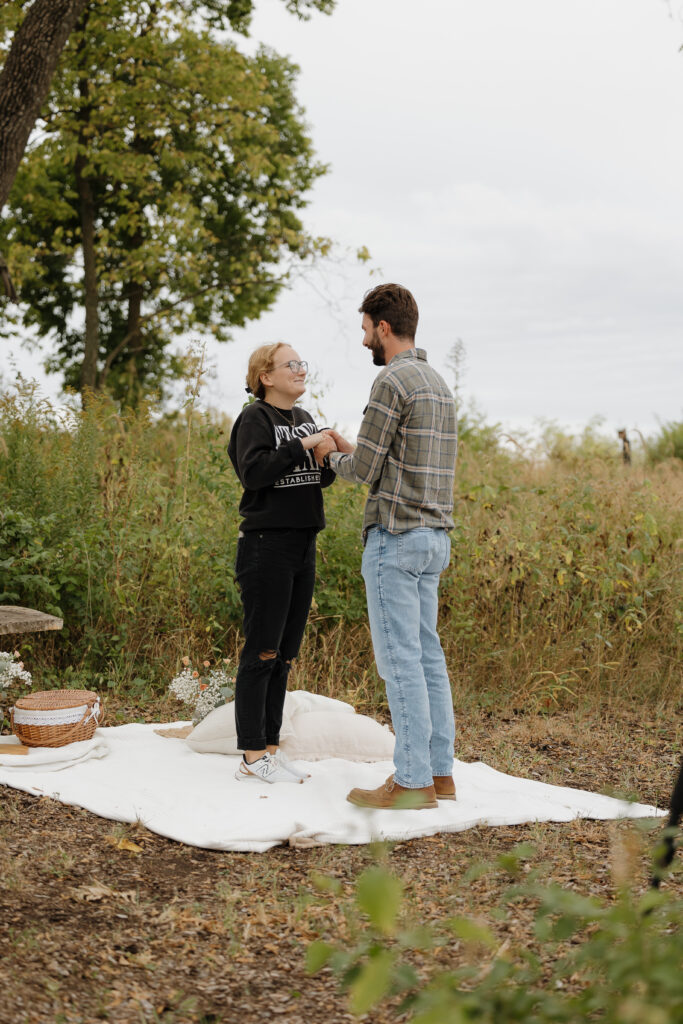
[1,703,681,1024]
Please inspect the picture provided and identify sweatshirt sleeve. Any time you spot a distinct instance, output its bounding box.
[320,465,336,489]
[231,408,305,490]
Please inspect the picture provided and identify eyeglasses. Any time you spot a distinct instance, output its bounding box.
[272,359,308,374]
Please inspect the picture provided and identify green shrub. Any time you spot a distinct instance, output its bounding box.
[539,417,621,464]
[307,842,683,1022]
[647,420,683,465]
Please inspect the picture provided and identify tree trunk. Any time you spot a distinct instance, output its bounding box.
[75,153,100,393]
[0,0,90,299]
[124,275,144,391]
[0,0,90,209]
[97,254,144,392]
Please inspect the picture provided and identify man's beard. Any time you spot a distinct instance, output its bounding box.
[370,327,385,366]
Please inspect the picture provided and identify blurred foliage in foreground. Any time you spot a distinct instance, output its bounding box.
[307,837,683,1023]
[0,380,680,708]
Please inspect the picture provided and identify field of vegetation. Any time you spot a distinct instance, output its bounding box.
[0,380,680,713]
[0,381,681,1024]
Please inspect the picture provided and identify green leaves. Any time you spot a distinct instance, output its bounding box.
[347,948,396,1015]
[306,852,683,1023]
[357,866,403,935]
[306,867,406,1016]
[445,916,498,950]
[305,939,335,973]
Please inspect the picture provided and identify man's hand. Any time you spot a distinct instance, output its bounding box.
[313,432,337,466]
[324,428,355,455]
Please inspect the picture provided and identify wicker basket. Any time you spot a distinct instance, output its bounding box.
[10,689,102,748]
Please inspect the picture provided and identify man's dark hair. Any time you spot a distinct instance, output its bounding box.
[359,283,419,340]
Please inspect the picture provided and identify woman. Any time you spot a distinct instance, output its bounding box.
[227,342,336,784]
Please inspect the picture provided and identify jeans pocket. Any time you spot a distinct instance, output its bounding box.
[362,526,382,581]
[235,532,261,580]
[440,532,452,573]
[396,529,432,574]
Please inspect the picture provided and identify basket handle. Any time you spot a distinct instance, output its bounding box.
[62,698,102,739]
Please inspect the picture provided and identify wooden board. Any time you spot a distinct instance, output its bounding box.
[0,605,63,635]
[0,743,29,755]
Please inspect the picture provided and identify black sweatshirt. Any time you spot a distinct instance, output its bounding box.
[228,400,336,532]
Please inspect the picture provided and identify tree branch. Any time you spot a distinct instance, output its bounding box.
[96,278,263,388]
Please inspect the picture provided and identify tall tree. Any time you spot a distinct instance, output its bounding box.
[1,0,330,403]
[0,0,335,300]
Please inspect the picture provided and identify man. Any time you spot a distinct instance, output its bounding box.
[315,283,458,809]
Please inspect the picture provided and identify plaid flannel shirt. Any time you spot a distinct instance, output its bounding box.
[329,348,457,539]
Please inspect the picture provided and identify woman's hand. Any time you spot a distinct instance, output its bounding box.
[300,431,329,451]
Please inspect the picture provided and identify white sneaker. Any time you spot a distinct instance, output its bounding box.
[234,752,303,785]
[271,749,311,780]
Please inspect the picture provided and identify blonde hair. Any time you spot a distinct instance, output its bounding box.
[246,342,288,401]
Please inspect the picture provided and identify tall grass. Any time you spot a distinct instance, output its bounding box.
[439,446,681,709]
[0,380,680,709]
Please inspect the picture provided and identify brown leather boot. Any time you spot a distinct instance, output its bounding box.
[433,776,456,800]
[347,775,438,810]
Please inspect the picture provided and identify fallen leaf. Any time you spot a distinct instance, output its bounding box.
[117,837,143,854]
[73,882,115,902]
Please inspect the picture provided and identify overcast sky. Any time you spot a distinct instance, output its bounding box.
[211,0,683,441]
[6,0,683,441]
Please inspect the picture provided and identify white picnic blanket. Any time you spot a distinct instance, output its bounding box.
[0,723,664,851]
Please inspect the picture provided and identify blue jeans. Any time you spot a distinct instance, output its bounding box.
[362,526,455,789]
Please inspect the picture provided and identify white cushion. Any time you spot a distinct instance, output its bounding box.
[280,711,394,762]
[184,691,323,754]
[185,691,394,762]
[185,702,239,755]
[285,690,355,717]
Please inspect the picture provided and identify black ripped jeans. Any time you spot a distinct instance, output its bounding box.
[234,528,317,750]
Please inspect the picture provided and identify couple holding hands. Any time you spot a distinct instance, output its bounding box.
[227,283,458,810]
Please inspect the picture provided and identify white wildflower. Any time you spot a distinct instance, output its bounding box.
[169,660,235,725]
[0,651,32,690]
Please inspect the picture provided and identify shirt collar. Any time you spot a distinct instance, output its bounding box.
[388,347,427,366]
